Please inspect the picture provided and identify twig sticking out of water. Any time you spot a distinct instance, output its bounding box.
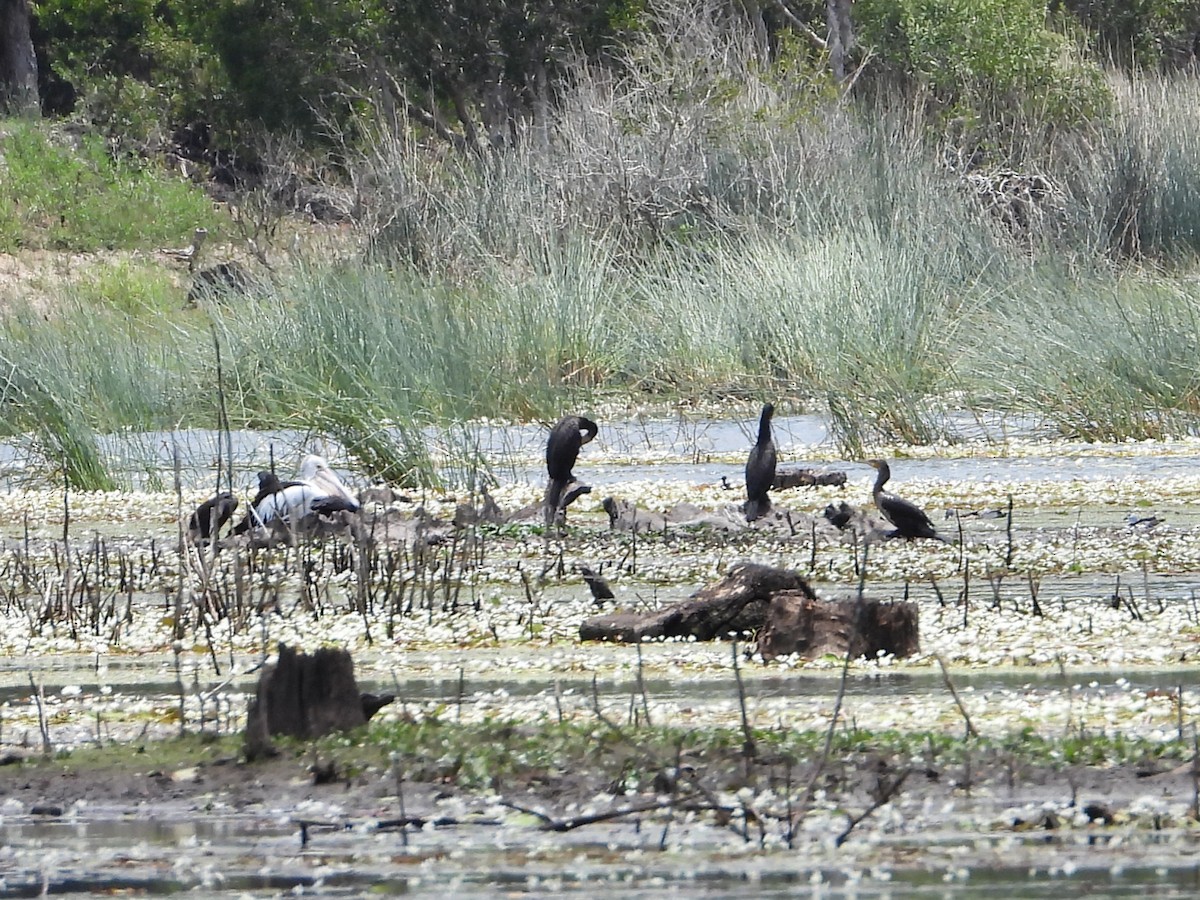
[937,655,978,739]
[1190,727,1200,821]
[500,794,710,832]
[1027,570,1043,617]
[1004,493,1015,569]
[1178,684,1185,744]
[960,561,970,628]
[635,642,652,727]
[790,641,853,840]
[391,752,410,848]
[731,641,755,769]
[835,766,911,847]
[27,674,52,756]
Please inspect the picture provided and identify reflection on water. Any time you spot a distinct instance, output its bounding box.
[1,811,1198,899]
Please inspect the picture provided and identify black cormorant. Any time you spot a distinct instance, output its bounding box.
[744,403,777,522]
[578,564,615,603]
[544,415,598,525]
[866,459,946,542]
[188,492,239,541]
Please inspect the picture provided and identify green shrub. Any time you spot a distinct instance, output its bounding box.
[855,0,1110,140]
[0,124,222,252]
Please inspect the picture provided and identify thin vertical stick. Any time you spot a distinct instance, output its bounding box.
[732,642,755,767]
[391,752,410,848]
[28,674,52,756]
[1004,493,1014,569]
[636,642,652,727]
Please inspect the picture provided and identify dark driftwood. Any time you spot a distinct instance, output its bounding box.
[756,592,920,661]
[774,467,848,490]
[579,562,816,642]
[244,644,392,760]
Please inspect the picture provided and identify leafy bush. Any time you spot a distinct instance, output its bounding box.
[855,0,1110,139]
[0,124,223,252]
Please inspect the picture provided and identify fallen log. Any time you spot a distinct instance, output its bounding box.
[579,562,816,642]
[773,467,848,490]
[756,592,920,661]
[244,644,393,760]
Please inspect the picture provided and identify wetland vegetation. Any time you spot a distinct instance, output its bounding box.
[3,0,1200,893]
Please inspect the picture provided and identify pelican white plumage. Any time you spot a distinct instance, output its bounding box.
[233,462,358,536]
[297,454,360,510]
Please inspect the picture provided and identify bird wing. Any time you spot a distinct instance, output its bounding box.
[879,492,940,538]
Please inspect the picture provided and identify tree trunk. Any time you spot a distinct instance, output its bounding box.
[243,644,392,760]
[756,592,920,661]
[825,0,854,84]
[0,0,38,116]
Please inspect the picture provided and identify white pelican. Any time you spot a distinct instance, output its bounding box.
[233,466,357,535]
[297,454,360,510]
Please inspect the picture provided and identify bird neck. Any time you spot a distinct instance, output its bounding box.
[872,467,890,495]
[757,416,772,445]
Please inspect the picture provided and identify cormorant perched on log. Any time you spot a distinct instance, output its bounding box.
[544,415,598,525]
[188,492,238,542]
[866,459,947,542]
[744,403,777,522]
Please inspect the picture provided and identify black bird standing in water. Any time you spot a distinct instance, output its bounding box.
[578,564,615,604]
[866,459,947,542]
[544,415,599,525]
[744,403,777,522]
[188,492,239,542]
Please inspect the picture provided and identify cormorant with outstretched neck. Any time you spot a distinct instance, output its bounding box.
[744,403,777,522]
[544,415,599,525]
[866,459,946,542]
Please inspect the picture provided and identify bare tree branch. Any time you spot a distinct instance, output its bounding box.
[771,0,827,50]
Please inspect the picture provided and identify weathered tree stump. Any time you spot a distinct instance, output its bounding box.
[243,644,392,760]
[579,562,816,642]
[756,593,920,661]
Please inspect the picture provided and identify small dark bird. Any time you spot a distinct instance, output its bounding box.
[188,492,238,541]
[578,564,615,603]
[744,403,777,522]
[544,415,599,525]
[823,500,855,531]
[866,459,947,543]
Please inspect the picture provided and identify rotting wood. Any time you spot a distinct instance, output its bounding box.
[579,562,816,642]
[756,592,920,661]
[244,644,393,760]
[579,562,919,661]
[773,467,848,490]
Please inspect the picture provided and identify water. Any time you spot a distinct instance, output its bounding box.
[3,413,1200,895]
[5,410,1180,492]
[3,814,1199,897]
